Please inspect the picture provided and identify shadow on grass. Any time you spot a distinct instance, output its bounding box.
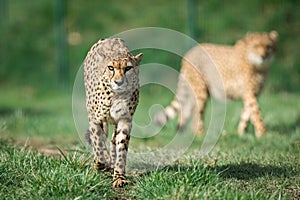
[215,162,296,180]
[135,161,298,181]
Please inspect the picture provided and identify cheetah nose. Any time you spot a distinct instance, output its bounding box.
[262,54,268,60]
[114,79,124,86]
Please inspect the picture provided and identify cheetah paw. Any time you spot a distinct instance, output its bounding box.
[94,162,106,171]
[94,162,112,173]
[112,177,129,188]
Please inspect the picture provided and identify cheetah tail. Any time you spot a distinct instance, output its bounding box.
[154,99,180,126]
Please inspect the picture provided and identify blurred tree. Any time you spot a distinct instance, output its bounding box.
[0,0,298,92]
[187,0,199,47]
[55,0,69,89]
[187,0,199,38]
[0,0,8,27]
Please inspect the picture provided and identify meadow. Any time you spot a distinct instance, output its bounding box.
[0,0,299,199]
[0,86,299,199]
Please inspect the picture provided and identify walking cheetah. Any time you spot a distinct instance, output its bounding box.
[84,38,143,187]
[155,31,278,138]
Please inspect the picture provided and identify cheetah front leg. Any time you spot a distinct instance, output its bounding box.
[112,118,132,188]
[88,122,111,171]
[238,105,251,136]
[240,94,266,138]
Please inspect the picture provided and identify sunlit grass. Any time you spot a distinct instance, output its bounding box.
[0,85,299,199]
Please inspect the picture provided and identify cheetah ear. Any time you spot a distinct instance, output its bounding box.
[243,32,253,43]
[134,53,143,65]
[245,31,253,38]
[269,30,278,42]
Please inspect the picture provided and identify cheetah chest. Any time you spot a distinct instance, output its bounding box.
[109,98,131,122]
[92,87,138,124]
[91,85,113,120]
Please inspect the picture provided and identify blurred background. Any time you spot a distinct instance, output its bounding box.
[0,0,299,145]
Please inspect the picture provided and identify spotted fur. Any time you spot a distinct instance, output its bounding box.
[155,31,278,138]
[84,38,143,187]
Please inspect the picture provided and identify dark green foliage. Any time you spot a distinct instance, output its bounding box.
[0,0,299,91]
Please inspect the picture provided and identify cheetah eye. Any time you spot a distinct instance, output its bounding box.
[108,66,114,71]
[124,66,133,73]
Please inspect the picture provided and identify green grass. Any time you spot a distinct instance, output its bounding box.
[0,141,117,199]
[1,137,298,200]
[0,86,299,199]
[0,133,299,199]
[0,85,78,147]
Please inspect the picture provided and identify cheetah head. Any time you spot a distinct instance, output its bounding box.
[245,31,278,68]
[105,53,143,92]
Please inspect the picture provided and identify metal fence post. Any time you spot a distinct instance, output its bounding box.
[55,0,69,89]
[187,0,199,47]
[0,0,8,27]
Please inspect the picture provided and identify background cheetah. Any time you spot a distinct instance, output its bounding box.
[155,31,278,138]
[84,38,143,187]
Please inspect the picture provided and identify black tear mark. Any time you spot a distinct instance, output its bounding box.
[116,108,122,113]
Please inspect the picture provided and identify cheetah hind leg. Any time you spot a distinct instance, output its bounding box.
[191,82,208,135]
[109,127,117,170]
[176,76,194,133]
[86,129,106,170]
